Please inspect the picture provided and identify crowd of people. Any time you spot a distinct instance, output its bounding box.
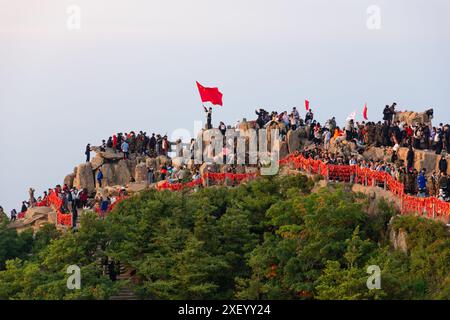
[85,131,172,163]
[5,102,450,225]
[255,103,449,201]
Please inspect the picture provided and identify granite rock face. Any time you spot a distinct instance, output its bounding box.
[74,162,95,193]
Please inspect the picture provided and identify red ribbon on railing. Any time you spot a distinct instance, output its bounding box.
[48,190,72,226]
[279,154,450,219]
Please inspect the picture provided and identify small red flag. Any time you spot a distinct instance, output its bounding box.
[363,103,368,120]
[305,99,310,111]
[196,81,223,106]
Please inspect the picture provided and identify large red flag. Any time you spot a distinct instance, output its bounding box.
[305,99,310,111]
[363,103,368,120]
[196,81,223,106]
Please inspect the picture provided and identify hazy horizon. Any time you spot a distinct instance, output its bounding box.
[1,0,450,213]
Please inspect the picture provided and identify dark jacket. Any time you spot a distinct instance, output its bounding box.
[439,158,448,173]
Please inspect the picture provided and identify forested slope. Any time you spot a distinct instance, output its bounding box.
[0,174,448,300]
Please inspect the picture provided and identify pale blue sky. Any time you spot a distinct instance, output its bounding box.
[1,0,449,213]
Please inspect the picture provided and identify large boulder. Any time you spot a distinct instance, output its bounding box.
[74,162,95,193]
[90,153,104,170]
[287,129,302,153]
[239,119,258,132]
[113,160,132,185]
[414,150,439,173]
[126,182,147,193]
[64,173,75,188]
[394,109,433,126]
[265,121,286,152]
[91,147,124,161]
[99,163,115,187]
[279,141,289,160]
[363,147,388,162]
[135,163,148,183]
[397,148,441,173]
[126,159,138,180]
[25,206,52,220]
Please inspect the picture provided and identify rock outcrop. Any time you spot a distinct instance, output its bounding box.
[394,109,433,126]
[64,173,75,188]
[113,160,132,185]
[74,162,95,193]
[8,206,57,233]
[134,163,148,183]
[287,127,306,153]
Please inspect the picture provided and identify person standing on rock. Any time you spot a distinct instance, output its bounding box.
[149,133,156,155]
[439,155,448,174]
[112,134,118,151]
[204,106,213,129]
[406,145,415,172]
[10,209,17,221]
[85,143,91,162]
[147,167,155,184]
[305,109,314,125]
[28,188,36,207]
[162,135,170,156]
[155,134,162,155]
[121,140,129,159]
[97,168,104,188]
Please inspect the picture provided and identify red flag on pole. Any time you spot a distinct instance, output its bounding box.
[363,103,368,120]
[305,99,310,111]
[196,81,223,106]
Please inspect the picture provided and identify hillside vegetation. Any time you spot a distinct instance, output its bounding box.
[0,174,448,300]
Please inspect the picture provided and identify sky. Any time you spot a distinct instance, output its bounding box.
[1,0,449,213]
